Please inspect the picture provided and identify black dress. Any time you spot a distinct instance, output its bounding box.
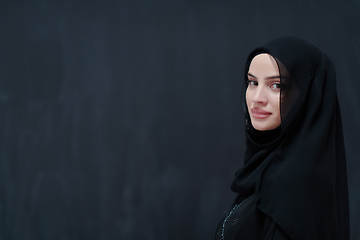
[215,194,290,240]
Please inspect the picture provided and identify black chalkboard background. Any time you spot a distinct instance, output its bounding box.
[1,0,359,239]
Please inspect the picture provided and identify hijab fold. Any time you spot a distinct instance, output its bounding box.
[231,36,349,240]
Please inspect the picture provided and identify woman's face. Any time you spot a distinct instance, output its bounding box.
[246,53,281,131]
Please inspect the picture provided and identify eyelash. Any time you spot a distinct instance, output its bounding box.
[248,80,257,86]
[271,83,281,90]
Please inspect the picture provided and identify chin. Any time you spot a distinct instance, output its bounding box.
[253,125,273,131]
[251,119,279,131]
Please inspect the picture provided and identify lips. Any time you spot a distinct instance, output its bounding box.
[251,108,272,119]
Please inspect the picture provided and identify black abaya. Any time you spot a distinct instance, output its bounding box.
[215,194,290,240]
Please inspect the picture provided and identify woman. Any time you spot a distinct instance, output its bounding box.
[216,37,349,240]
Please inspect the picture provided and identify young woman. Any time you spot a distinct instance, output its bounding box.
[216,37,350,240]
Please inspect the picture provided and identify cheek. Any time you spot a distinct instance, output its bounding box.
[270,93,281,114]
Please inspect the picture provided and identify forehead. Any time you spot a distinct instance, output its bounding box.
[248,53,279,77]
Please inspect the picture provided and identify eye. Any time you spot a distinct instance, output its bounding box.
[270,82,281,91]
[247,79,258,87]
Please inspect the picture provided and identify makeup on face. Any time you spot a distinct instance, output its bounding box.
[246,54,281,131]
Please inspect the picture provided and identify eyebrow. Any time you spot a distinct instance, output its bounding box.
[247,73,281,80]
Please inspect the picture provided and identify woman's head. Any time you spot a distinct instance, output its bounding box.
[246,53,281,131]
[243,37,316,138]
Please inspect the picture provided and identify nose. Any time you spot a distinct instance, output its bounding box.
[252,86,268,105]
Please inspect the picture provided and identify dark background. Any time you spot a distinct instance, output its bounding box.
[1,0,359,239]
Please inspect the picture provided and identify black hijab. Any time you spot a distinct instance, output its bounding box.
[231,37,349,240]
